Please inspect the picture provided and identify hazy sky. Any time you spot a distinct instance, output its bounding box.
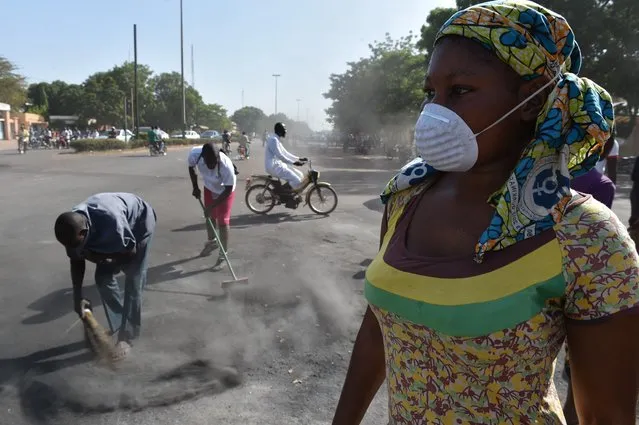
[3,0,455,130]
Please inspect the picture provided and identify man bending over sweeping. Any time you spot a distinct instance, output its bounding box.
[188,142,237,267]
[54,193,156,360]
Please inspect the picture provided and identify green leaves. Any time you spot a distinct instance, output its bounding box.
[0,56,27,111]
[231,107,267,134]
[415,0,639,115]
[22,61,234,132]
[324,34,426,135]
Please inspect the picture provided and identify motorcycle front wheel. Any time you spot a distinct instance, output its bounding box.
[307,183,338,215]
[245,184,276,214]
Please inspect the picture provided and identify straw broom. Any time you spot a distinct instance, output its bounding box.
[82,308,119,370]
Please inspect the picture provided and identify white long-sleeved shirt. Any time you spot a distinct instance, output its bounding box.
[265,135,299,169]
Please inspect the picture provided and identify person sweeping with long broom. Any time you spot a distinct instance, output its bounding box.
[54,193,156,362]
[188,142,237,271]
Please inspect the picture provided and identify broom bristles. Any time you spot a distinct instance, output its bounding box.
[82,309,118,369]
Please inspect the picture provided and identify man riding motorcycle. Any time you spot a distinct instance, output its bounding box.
[222,130,231,154]
[147,126,165,155]
[264,122,307,208]
[18,125,29,154]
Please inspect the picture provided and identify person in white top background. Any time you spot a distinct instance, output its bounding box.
[595,130,619,184]
[264,122,307,208]
[188,143,237,265]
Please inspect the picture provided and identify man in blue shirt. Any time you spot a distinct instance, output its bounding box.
[54,193,156,359]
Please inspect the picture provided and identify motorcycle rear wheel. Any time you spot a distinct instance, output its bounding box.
[245,184,276,214]
[307,183,338,215]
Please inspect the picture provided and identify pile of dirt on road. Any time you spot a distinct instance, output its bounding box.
[16,338,241,422]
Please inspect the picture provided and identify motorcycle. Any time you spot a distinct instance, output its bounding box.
[149,140,166,156]
[237,144,249,160]
[222,140,231,155]
[29,135,51,150]
[244,160,338,215]
[56,136,70,149]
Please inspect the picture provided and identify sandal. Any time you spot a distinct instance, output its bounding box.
[211,255,227,271]
[199,240,218,257]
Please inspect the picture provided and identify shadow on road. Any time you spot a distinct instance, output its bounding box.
[22,256,204,326]
[352,259,373,280]
[172,212,326,233]
[146,255,206,285]
[0,341,92,387]
[363,197,384,213]
[232,212,327,229]
[22,286,101,325]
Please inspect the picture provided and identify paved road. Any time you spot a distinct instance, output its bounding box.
[0,142,632,425]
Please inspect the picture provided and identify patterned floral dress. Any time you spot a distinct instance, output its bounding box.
[365,184,639,424]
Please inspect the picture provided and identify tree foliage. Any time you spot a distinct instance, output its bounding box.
[0,57,27,110]
[324,33,426,136]
[196,103,232,131]
[415,7,457,57]
[28,80,85,118]
[417,0,639,114]
[23,61,241,132]
[231,106,267,134]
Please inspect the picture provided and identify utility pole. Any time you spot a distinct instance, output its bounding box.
[133,24,139,136]
[180,0,186,138]
[124,96,128,142]
[191,44,195,88]
[296,99,302,121]
[272,74,281,115]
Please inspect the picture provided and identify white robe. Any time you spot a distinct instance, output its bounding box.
[264,135,304,189]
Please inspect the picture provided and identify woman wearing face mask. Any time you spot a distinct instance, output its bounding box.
[332,2,639,424]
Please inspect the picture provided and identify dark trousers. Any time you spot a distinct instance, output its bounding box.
[94,236,152,342]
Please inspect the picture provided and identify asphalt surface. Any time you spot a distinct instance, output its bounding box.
[0,142,632,425]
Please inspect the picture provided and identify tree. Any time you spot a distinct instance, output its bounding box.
[0,57,27,110]
[324,33,426,137]
[416,7,457,57]
[58,84,84,116]
[147,72,209,130]
[288,120,313,137]
[28,81,85,118]
[417,0,639,115]
[196,103,232,131]
[83,73,125,126]
[26,83,49,117]
[27,83,49,110]
[231,106,267,133]
[106,62,155,125]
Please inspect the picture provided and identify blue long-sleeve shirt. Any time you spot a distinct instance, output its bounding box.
[66,193,156,260]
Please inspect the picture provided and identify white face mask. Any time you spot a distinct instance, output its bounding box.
[414,75,560,172]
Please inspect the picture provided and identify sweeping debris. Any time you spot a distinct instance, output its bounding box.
[82,307,118,370]
[197,198,249,288]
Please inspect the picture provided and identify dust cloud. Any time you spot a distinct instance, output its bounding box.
[14,253,368,423]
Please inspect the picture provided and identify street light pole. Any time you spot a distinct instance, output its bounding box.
[296,99,302,121]
[272,74,281,115]
[180,0,186,139]
[133,24,139,136]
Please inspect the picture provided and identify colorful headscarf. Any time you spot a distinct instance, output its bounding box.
[380,0,614,262]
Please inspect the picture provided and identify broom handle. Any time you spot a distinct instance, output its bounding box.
[100,295,115,334]
[198,198,239,281]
